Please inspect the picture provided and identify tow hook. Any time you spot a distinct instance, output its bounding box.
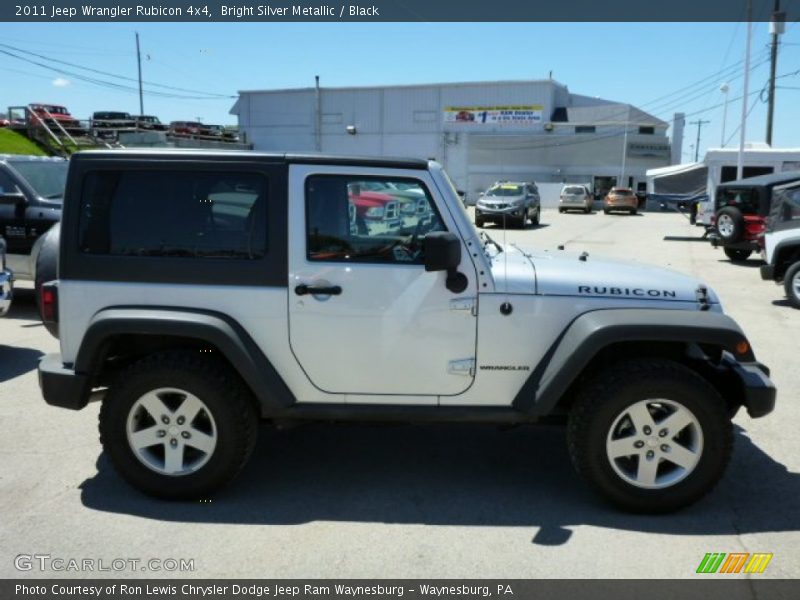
[696,285,710,311]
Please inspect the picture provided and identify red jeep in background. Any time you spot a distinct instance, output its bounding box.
[709,172,798,262]
[28,104,80,129]
[348,185,401,236]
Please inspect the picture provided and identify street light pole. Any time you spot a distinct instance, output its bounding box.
[720,83,730,147]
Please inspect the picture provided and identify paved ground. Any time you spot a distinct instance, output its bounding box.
[1,208,798,579]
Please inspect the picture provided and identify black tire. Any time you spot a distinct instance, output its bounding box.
[531,208,540,225]
[35,224,60,338]
[784,261,800,309]
[603,208,610,215]
[724,247,752,262]
[584,206,591,214]
[475,217,484,228]
[558,208,564,214]
[99,351,259,500]
[567,358,732,513]
[715,206,745,243]
[630,208,637,216]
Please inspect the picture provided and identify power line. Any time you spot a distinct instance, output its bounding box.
[0,48,234,100]
[0,42,235,99]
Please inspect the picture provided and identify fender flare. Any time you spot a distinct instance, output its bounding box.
[773,239,800,277]
[75,307,296,414]
[513,308,753,416]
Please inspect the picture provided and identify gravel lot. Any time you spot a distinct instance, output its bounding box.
[1,208,798,579]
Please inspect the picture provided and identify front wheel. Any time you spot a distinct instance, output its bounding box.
[531,208,540,226]
[784,261,800,309]
[99,351,259,499]
[567,359,732,513]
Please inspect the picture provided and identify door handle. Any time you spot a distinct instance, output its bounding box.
[295,283,342,296]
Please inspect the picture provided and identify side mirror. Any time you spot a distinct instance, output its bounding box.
[424,232,468,293]
[0,192,25,206]
[424,232,460,272]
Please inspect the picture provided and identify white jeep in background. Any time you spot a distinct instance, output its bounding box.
[37,150,775,513]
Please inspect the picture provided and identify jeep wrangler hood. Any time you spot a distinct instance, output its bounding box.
[491,245,720,304]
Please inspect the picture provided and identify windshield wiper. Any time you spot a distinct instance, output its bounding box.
[480,231,503,254]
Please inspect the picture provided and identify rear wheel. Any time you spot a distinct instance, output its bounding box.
[559,208,565,214]
[567,359,732,513]
[99,351,258,499]
[531,208,540,226]
[475,216,484,228]
[630,208,637,216]
[603,208,611,215]
[724,247,752,262]
[584,205,591,214]
[715,207,745,244]
[784,261,800,309]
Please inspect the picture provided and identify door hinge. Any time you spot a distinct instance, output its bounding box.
[450,297,477,316]
[448,358,475,377]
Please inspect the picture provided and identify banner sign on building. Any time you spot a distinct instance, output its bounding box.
[444,106,544,126]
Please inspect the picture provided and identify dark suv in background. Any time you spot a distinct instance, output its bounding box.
[0,155,67,280]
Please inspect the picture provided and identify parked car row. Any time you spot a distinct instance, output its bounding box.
[707,171,800,308]
[470,181,646,230]
[6,103,239,142]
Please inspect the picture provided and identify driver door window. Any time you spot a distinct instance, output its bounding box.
[306,175,445,263]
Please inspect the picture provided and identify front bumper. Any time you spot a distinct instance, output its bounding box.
[723,355,776,419]
[38,353,91,410]
[476,204,526,218]
[0,269,13,317]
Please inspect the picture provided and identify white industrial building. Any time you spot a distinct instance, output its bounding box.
[231,78,680,200]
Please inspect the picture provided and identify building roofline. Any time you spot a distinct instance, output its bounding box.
[237,78,568,95]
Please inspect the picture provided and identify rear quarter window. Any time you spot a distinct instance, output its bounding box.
[78,169,267,260]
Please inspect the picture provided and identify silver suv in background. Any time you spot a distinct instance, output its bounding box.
[474,181,541,228]
[559,184,594,214]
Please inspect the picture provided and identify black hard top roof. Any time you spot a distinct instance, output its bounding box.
[718,170,800,190]
[71,149,430,170]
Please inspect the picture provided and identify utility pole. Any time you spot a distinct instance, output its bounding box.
[766,0,785,146]
[690,119,710,162]
[135,32,144,115]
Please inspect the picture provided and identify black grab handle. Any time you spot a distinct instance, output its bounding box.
[295,284,342,296]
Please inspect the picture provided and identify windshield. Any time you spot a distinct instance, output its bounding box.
[9,161,68,199]
[563,186,585,195]
[487,184,523,197]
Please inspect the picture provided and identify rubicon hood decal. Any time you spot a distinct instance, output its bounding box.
[577,286,678,299]
[491,244,720,304]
